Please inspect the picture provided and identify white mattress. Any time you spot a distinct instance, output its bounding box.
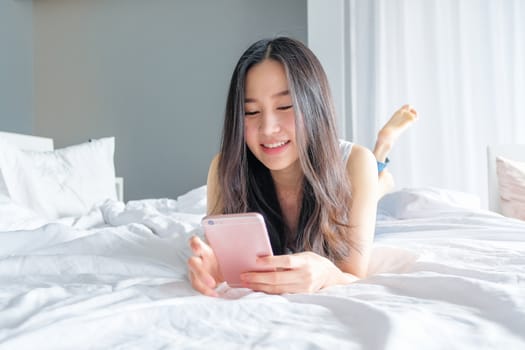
[0,186,524,349]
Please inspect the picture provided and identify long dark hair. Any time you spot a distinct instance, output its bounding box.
[216,37,353,262]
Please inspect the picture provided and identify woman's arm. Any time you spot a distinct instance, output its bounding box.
[239,144,379,293]
[337,144,379,278]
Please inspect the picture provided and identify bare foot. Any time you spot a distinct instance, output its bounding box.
[374,104,418,162]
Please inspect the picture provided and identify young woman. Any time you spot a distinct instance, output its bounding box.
[187,37,417,297]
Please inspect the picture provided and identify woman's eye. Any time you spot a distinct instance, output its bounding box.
[245,110,259,116]
[277,105,293,111]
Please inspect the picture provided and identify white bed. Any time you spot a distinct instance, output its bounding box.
[0,134,524,349]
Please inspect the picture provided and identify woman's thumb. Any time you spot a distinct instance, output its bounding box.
[190,236,212,257]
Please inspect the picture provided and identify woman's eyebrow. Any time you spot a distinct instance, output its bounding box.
[245,90,290,103]
[272,89,290,98]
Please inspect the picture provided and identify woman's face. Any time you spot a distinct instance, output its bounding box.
[243,59,299,175]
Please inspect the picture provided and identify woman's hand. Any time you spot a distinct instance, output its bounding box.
[187,236,223,297]
[239,252,357,294]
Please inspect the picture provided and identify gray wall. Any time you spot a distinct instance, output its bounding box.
[33,0,307,200]
[0,0,34,134]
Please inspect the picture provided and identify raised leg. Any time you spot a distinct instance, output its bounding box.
[373,104,418,163]
[374,105,418,198]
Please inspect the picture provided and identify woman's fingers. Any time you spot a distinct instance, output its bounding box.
[188,236,221,297]
[241,252,336,293]
[256,251,318,270]
[189,235,213,257]
[189,269,219,297]
[240,270,316,294]
[189,235,201,254]
[256,254,302,269]
[188,256,219,297]
[241,255,312,287]
[187,256,215,286]
[241,269,298,285]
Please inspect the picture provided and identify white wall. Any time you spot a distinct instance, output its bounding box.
[307,0,354,141]
[0,0,33,134]
[33,0,307,200]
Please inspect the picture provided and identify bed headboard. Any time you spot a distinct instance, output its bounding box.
[0,131,124,202]
[486,144,525,213]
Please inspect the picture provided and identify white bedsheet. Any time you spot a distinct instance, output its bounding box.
[0,187,524,349]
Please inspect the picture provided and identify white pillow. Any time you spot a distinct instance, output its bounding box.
[496,156,525,221]
[377,187,481,219]
[0,137,117,219]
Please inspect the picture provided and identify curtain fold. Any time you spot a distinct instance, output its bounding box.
[348,0,525,207]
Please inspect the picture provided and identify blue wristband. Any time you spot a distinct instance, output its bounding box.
[377,157,390,173]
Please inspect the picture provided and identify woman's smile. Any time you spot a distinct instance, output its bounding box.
[261,140,291,154]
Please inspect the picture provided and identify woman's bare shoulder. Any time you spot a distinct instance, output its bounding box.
[346,144,377,175]
[207,153,222,215]
[209,153,221,170]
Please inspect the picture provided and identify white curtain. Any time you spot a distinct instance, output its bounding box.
[347,0,525,207]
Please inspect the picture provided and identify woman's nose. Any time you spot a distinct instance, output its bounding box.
[259,111,281,135]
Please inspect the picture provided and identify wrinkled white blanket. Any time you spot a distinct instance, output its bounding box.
[0,187,524,349]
